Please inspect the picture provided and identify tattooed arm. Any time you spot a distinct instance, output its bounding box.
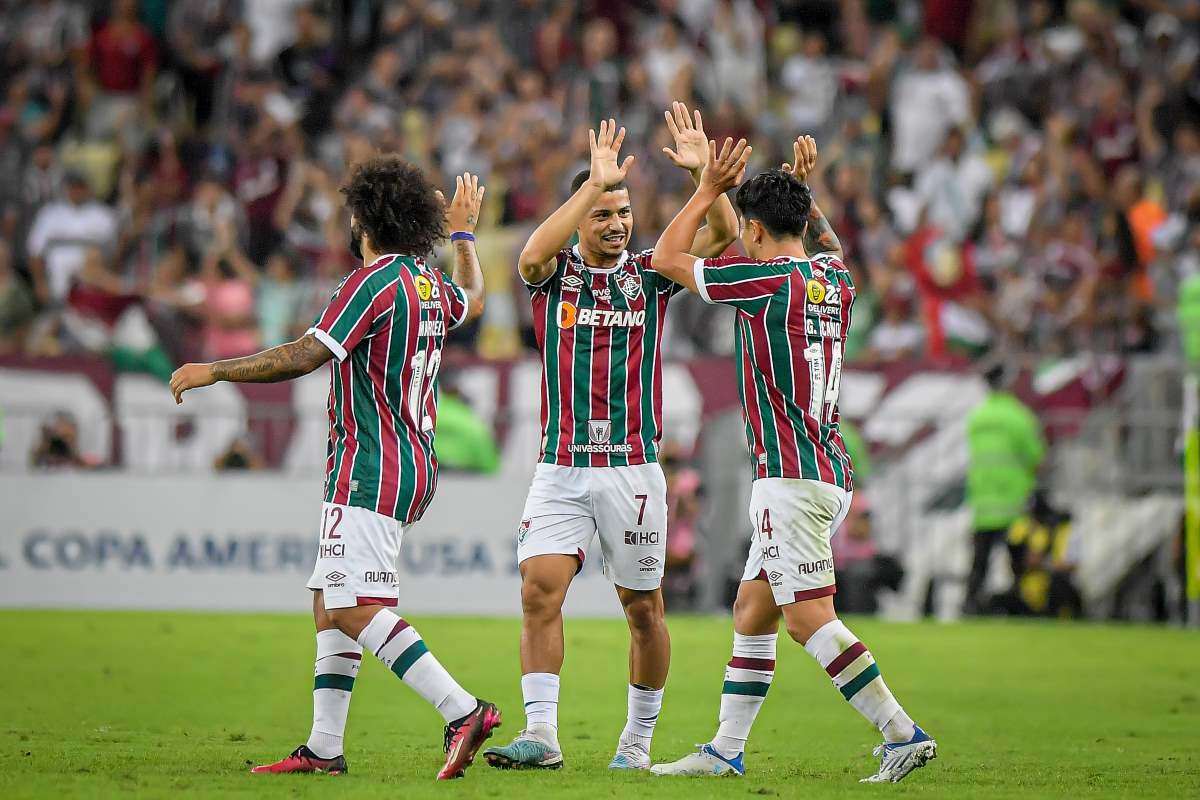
[445,172,486,321]
[783,135,844,260]
[803,200,844,260]
[169,334,333,404]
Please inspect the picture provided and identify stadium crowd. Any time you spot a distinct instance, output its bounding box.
[0,0,1196,372]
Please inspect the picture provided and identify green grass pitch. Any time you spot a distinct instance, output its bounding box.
[2,610,1196,799]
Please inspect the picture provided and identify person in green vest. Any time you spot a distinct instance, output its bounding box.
[963,362,1045,615]
[434,380,499,475]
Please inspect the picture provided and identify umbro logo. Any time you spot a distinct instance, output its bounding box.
[638,556,659,567]
[768,571,784,582]
[325,571,346,582]
[561,274,584,291]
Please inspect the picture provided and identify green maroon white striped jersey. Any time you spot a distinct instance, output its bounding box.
[693,252,855,489]
[307,253,469,523]
[526,245,681,467]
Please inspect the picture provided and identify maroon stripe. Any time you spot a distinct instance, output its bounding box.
[792,583,837,603]
[336,652,363,661]
[825,640,867,678]
[729,656,775,671]
[754,568,768,581]
[357,595,399,608]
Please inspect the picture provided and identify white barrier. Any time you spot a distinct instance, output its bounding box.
[0,472,623,616]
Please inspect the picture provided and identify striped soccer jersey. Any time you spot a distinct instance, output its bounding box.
[307,253,469,523]
[526,246,681,467]
[693,252,855,489]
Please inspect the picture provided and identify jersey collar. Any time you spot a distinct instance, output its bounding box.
[572,244,628,274]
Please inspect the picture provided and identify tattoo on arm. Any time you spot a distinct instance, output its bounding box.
[803,202,843,259]
[210,334,332,383]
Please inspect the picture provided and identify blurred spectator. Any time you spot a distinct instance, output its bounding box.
[865,291,924,363]
[196,221,260,360]
[1002,492,1082,618]
[964,362,1046,615]
[27,171,118,305]
[30,411,95,469]
[832,495,905,614]
[914,127,992,242]
[661,443,703,609]
[887,36,971,175]
[0,241,35,352]
[213,434,265,471]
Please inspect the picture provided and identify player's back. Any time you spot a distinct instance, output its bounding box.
[693,251,854,488]
[309,254,471,523]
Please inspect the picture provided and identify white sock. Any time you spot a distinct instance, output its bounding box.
[619,684,664,750]
[803,620,912,742]
[521,672,561,747]
[357,611,477,723]
[711,632,776,757]
[306,629,361,758]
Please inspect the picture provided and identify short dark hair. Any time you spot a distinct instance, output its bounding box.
[340,156,447,256]
[570,169,626,195]
[734,169,812,239]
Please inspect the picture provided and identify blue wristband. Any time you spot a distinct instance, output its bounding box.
[450,231,475,242]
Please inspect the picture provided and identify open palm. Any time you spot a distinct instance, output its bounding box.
[588,118,635,189]
[662,101,708,172]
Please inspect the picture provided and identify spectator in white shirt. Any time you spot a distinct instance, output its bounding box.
[889,37,971,175]
[26,171,118,305]
[915,127,994,241]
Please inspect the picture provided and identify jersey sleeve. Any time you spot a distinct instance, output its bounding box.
[306,269,394,361]
[692,256,792,312]
[524,250,568,293]
[636,249,683,296]
[441,271,471,330]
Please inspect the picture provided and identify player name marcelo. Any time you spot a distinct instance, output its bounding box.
[419,319,446,336]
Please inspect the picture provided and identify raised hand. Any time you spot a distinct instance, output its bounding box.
[443,172,486,232]
[662,101,709,173]
[700,137,752,196]
[587,118,635,190]
[782,135,818,183]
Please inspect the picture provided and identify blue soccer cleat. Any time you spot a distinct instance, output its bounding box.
[650,743,745,776]
[483,730,564,770]
[860,725,937,783]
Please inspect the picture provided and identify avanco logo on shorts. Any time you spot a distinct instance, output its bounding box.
[798,558,835,575]
[364,571,396,583]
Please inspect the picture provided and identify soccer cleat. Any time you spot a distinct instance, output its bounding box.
[250,745,347,775]
[608,742,651,770]
[438,700,503,780]
[860,725,937,783]
[650,743,744,776]
[483,730,564,770]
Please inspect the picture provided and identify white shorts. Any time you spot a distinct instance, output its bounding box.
[306,502,406,610]
[741,478,852,606]
[517,462,668,591]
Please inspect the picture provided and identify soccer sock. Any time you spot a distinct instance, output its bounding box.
[306,629,362,758]
[357,611,477,723]
[521,672,561,747]
[619,683,664,750]
[803,619,915,743]
[711,632,777,757]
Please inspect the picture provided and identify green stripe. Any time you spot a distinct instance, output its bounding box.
[349,345,380,506]
[723,680,771,697]
[639,290,658,461]
[542,285,561,463]
[571,317,593,467]
[390,639,429,679]
[609,282,630,468]
[314,673,356,692]
[839,662,881,700]
[326,368,346,503]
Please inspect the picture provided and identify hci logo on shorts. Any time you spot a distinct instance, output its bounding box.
[624,530,660,545]
[588,419,612,444]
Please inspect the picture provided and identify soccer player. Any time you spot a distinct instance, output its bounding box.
[645,136,937,783]
[169,160,502,780]
[483,106,739,771]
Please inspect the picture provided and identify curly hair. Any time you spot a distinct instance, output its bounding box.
[734,169,813,239]
[340,156,447,256]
